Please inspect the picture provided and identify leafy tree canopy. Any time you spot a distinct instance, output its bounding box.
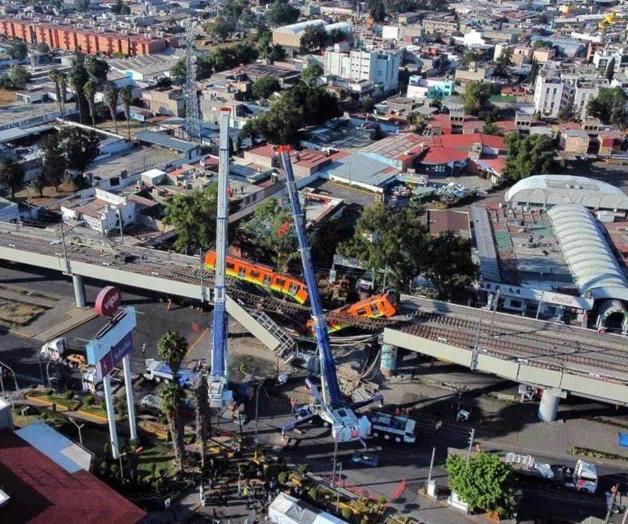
[587,87,627,128]
[163,184,218,252]
[204,16,235,42]
[462,80,499,120]
[59,127,101,171]
[252,76,281,99]
[446,453,516,517]
[8,40,27,60]
[503,133,559,183]
[0,157,25,199]
[299,25,328,53]
[8,65,31,89]
[266,0,300,27]
[86,55,110,83]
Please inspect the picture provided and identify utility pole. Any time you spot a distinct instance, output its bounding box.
[427,446,436,485]
[332,435,339,486]
[466,428,475,464]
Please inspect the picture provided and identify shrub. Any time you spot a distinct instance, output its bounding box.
[341,508,353,520]
[278,471,288,484]
[308,487,319,501]
[64,389,74,400]
[84,395,94,407]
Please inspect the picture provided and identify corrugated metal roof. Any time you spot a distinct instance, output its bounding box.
[471,206,501,283]
[547,204,628,299]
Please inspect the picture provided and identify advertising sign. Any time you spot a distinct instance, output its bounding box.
[95,286,122,317]
[87,307,137,366]
[98,332,134,378]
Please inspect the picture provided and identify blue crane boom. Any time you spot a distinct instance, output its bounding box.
[278,147,342,406]
[208,108,233,408]
[279,147,380,443]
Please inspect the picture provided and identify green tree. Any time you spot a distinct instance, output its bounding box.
[368,0,386,21]
[267,1,300,26]
[462,81,497,119]
[252,76,281,99]
[163,185,218,252]
[83,78,97,127]
[587,87,627,128]
[299,25,328,53]
[338,203,429,291]
[8,65,31,89]
[300,64,323,87]
[157,330,188,376]
[268,44,286,63]
[0,157,24,199]
[426,232,476,299]
[482,122,502,135]
[461,50,481,66]
[59,127,100,171]
[8,40,27,60]
[119,86,133,139]
[30,175,46,197]
[42,134,67,189]
[193,372,210,469]
[605,57,616,82]
[171,59,187,84]
[503,133,559,182]
[240,198,298,271]
[160,381,185,473]
[104,82,119,134]
[241,94,303,145]
[86,56,109,84]
[494,47,513,78]
[445,453,516,517]
[70,53,90,124]
[49,69,64,115]
[204,16,234,41]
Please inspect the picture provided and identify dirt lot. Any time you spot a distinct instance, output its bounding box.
[0,88,16,105]
[0,298,47,327]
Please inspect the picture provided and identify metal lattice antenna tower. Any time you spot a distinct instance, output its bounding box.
[184,19,201,143]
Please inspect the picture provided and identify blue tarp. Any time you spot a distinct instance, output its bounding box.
[619,432,628,448]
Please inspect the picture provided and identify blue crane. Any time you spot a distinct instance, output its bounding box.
[208,108,233,408]
[278,147,382,443]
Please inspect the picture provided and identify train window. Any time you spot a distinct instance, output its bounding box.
[275,278,286,287]
[226,262,235,270]
[356,308,367,315]
[263,275,271,285]
[289,283,299,294]
[370,303,379,315]
[251,271,260,279]
[239,268,246,277]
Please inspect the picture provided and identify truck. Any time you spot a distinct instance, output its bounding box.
[506,452,598,494]
[41,337,88,371]
[143,359,197,388]
[369,412,417,443]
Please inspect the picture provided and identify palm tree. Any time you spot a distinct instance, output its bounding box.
[59,73,67,115]
[83,79,97,127]
[49,69,63,115]
[157,331,188,376]
[193,371,210,469]
[119,86,133,139]
[0,157,25,200]
[160,381,185,473]
[104,83,119,134]
[70,73,84,123]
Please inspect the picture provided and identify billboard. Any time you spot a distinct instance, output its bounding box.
[86,307,137,376]
[98,332,134,377]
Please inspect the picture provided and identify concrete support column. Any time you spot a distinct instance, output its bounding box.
[380,344,398,378]
[122,355,137,441]
[103,375,120,459]
[72,274,86,308]
[538,388,562,422]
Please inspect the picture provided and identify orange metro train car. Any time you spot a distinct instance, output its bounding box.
[204,252,308,304]
[308,293,397,333]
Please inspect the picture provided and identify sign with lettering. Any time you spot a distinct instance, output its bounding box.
[95,286,122,317]
[98,332,133,378]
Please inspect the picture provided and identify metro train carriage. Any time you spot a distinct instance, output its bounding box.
[204,251,308,304]
[309,293,397,333]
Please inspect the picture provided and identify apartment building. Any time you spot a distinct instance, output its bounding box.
[593,45,628,74]
[0,18,167,56]
[323,44,402,92]
[534,64,609,120]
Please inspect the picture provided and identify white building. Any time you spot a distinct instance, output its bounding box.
[533,64,608,120]
[324,45,402,92]
[61,188,136,234]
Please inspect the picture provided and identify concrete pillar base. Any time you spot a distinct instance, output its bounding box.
[380,344,398,378]
[538,388,563,422]
[72,274,86,308]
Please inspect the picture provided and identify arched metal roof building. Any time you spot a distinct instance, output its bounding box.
[547,204,628,302]
[506,175,628,212]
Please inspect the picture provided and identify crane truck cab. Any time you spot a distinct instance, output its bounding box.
[572,460,598,494]
[370,412,417,443]
[325,406,371,442]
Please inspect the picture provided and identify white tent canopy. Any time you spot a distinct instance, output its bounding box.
[268,492,347,524]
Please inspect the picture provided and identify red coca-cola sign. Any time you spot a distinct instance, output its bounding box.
[95,286,122,317]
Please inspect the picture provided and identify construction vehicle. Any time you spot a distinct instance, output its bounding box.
[40,337,88,371]
[208,108,234,409]
[370,412,417,443]
[143,359,197,388]
[204,252,308,304]
[278,146,382,443]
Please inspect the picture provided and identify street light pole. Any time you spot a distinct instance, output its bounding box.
[254,382,261,445]
[69,417,85,447]
[332,435,338,486]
